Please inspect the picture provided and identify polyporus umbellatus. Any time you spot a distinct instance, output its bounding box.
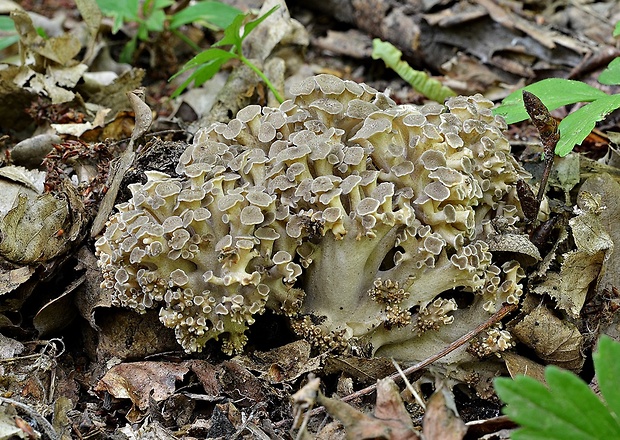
[96,74,526,362]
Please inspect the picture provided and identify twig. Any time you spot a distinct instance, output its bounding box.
[278,303,518,428]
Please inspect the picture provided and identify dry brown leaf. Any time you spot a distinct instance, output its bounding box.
[501,351,546,383]
[95,362,188,420]
[579,174,620,296]
[422,387,466,440]
[33,275,82,336]
[0,266,34,296]
[511,305,584,371]
[324,355,397,386]
[317,378,419,440]
[234,340,319,383]
[533,250,604,317]
[0,181,85,264]
[11,10,81,66]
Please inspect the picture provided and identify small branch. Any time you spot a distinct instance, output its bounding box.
[278,303,518,428]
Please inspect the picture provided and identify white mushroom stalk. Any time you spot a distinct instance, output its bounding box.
[96,74,526,362]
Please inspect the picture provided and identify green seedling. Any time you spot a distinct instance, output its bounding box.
[371,38,456,103]
[170,5,283,102]
[96,0,240,62]
[495,335,620,440]
[494,60,620,157]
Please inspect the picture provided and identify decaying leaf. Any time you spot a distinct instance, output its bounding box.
[579,174,620,296]
[234,340,320,383]
[95,362,189,422]
[317,378,419,440]
[324,355,398,386]
[511,305,584,371]
[0,178,85,264]
[11,10,81,66]
[33,275,83,335]
[422,387,467,440]
[533,250,604,317]
[0,266,34,296]
[532,176,614,317]
[501,351,546,383]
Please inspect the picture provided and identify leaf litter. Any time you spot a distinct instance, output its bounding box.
[1,0,620,438]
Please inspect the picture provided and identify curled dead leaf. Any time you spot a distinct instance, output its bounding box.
[511,305,584,371]
[0,179,85,264]
[95,362,189,422]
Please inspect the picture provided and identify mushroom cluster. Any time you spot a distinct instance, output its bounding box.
[96,74,525,361]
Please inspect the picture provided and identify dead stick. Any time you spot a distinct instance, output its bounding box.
[280,303,518,428]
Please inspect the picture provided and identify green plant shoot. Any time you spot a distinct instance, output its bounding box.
[96,0,240,63]
[495,335,620,440]
[170,6,283,103]
[371,38,456,103]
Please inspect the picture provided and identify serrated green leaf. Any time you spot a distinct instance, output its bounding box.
[493,78,607,124]
[495,369,620,440]
[546,366,620,437]
[170,2,241,29]
[371,38,455,102]
[556,94,620,156]
[598,58,620,85]
[241,5,278,39]
[594,336,620,419]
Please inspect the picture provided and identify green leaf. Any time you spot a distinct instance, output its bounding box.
[614,21,620,38]
[493,78,607,124]
[0,16,18,51]
[213,13,246,52]
[240,5,278,40]
[144,8,166,32]
[594,336,620,419]
[371,38,455,103]
[598,58,620,85]
[96,0,139,33]
[171,58,226,97]
[495,367,620,440]
[153,0,174,8]
[119,35,138,63]
[0,35,18,51]
[169,2,241,29]
[556,94,620,156]
[172,48,236,75]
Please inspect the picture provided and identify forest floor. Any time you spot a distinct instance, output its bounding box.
[1,0,620,438]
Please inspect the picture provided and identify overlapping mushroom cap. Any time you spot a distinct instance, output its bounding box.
[96,74,525,360]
